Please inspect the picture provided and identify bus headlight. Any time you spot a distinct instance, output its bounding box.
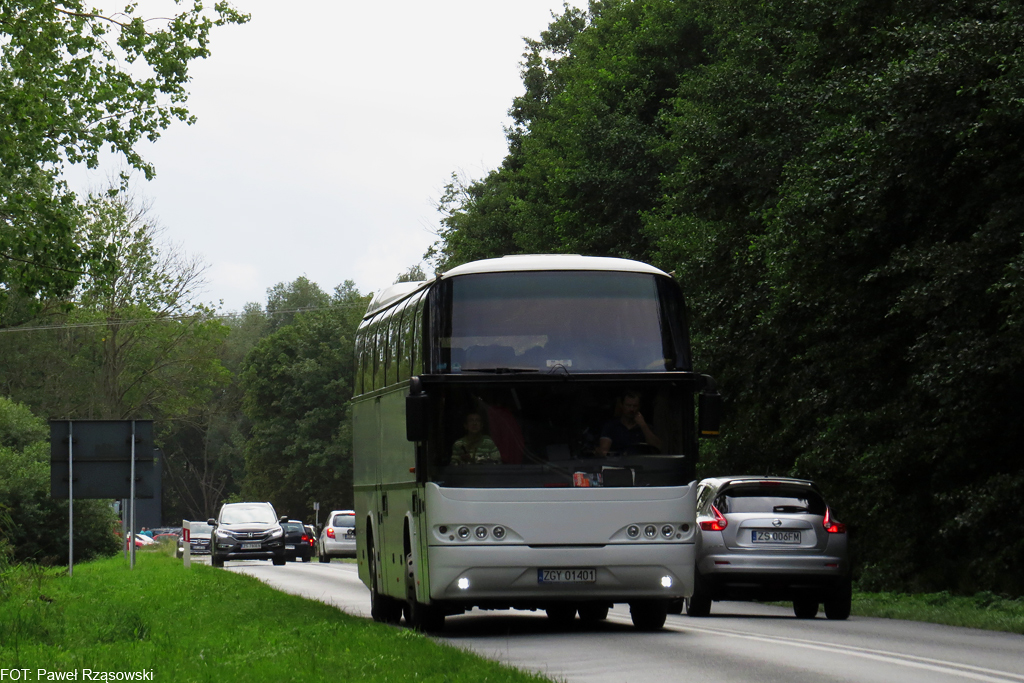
[457,526,470,540]
[661,575,673,588]
[475,526,488,539]
[627,525,640,538]
[457,577,470,590]
[661,524,674,538]
[644,525,657,538]
[492,526,506,540]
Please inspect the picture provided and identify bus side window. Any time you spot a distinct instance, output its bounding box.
[412,294,424,376]
[354,329,364,396]
[398,299,412,383]
[386,308,400,386]
[364,319,377,393]
[375,313,388,391]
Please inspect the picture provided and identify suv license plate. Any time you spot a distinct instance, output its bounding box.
[538,568,597,584]
[241,542,262,550]
[752,530,800,544]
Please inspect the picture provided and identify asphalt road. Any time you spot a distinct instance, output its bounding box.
[224,559,1024,683]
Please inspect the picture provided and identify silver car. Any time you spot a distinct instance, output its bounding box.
[176,521,213,558]
[317,509,356,562]
[688,476,851,619]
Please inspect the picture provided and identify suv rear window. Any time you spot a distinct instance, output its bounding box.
[716,486,826,515]
[333,514,355,527]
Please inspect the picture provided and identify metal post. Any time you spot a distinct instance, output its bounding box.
[68,420,73,577]
[122,499,128,560]
[130,420,136,569]
[183,520,191,569]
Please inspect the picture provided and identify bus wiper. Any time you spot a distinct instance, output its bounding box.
[461,367,539,374]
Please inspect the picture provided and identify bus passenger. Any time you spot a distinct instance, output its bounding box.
[596,391,662,456]
[451,412,501,465]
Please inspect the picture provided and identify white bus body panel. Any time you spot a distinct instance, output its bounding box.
[423,482,697,603]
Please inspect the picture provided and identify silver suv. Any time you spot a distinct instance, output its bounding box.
[317,509,356,562]
[209,502,287,567]
[688,477,851,619]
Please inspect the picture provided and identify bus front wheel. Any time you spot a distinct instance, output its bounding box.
[405,600,445,632]
[629,600,667,631]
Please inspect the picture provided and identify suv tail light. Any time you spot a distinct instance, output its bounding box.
[823,507,846,534]
[326,527,335,539]
[699,505,729,531]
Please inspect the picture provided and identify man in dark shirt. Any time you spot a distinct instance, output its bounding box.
[597,391,662,456]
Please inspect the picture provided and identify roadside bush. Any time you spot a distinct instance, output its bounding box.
[0,397,119,565]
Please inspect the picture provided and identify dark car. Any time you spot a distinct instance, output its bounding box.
[688,476,851,620]
[282,520,314,562]
[209,502,287,567]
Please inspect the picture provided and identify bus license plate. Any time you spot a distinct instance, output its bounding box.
[752,530,800,544]
[241,542,262,550]
[538,568,596,584]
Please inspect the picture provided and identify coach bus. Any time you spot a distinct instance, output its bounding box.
[352,255,721,631]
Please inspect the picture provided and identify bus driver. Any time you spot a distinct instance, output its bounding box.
[596,391,662,456]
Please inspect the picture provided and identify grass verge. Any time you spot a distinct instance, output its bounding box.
[0,549,554,683]
[851,590,1024,634]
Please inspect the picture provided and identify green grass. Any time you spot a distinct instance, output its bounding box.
[851,590,1024,634]
[0,549,554,683]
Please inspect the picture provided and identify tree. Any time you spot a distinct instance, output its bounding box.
[395,264,428,283]
[1,0,248,322]
[240,281,369,518]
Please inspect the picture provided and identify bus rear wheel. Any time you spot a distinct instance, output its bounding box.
[369,547,402,624]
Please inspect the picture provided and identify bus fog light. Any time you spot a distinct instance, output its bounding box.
[475,526,488,539]
[661,575,673,588]
[458,578,470,590]
[457,526,470,540]
[627,525,640,538]
[644,524,657,538]
[662,525,674,538]
[492,526,506,540]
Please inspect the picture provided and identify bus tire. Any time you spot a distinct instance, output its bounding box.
[793,597,819,619]
[577,603,609,622]
[686,572,712,617]
[405,601,446,633]
[545,604,577,628]
[630,600,667,631]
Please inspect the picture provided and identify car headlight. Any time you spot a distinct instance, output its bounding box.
[268,527,284,539]
[215,529,233,540]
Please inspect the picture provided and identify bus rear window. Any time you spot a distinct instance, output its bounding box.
[440,271,680,373]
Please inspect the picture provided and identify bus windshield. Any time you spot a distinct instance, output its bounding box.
[440,271,683,373]
[427,381,694,489]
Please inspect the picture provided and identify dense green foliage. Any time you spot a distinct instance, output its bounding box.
[0,396,119,564]
[0,551,553,682]
[0,0,247,323]
[431,0,1024,595]
[240,281,370,518]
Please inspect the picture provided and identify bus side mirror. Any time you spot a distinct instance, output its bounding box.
[407,377,429,442]
[699,391,722,438]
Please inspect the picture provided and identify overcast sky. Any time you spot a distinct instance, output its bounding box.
[70,1,584,313]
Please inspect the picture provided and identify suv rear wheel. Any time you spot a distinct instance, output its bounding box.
[824,578,852,620]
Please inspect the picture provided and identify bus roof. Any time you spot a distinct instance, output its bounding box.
[441,254,667,279]
[363,255,668,320]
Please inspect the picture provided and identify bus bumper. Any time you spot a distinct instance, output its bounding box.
[426,542,695,605]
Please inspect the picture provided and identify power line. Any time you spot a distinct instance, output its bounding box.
[0,301,369,334]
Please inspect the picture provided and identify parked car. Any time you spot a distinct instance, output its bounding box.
[282,520,314,562]
[687,476,851,620]
[208,502,287,568]
[317,509,356,562]
[176,521,213,558]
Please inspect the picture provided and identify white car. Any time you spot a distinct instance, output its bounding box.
[317,509,356,562]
